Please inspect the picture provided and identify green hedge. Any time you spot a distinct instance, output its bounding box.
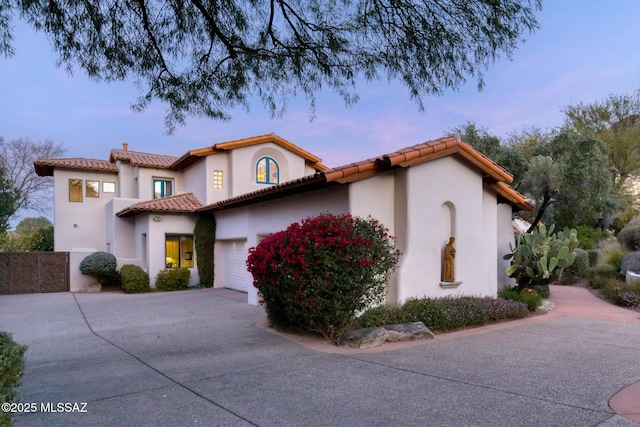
[121,264,151,293]
[194,216,216,288]
[0,332,27,427]
[155,268,190,291]
[79,251,120,287]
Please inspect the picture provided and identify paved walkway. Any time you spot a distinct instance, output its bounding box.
[0,285,639,426]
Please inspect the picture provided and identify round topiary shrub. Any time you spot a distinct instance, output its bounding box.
[120,264,151,293]
[620,251,640,276]
[618,225,640,251]
[155,268,190,291]
[246,213,401,343]
[79,251,119,287]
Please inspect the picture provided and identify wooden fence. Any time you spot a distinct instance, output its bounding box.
[0,252,69,294]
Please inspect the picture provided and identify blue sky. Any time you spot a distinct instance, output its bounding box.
[1,0,639,169]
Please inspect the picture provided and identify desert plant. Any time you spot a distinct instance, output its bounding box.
[0,332,27,427]
[504,224,579,290]
[587,249,599,267]
[155,268,190,291]
[120,264,151,293]
[560,248,589,283]
[79,251,120,287]
[618,225,640,251]
[498,287,543,311]
[247,213,400,343]
[575,225,609,250]
[588,264,618,289]
[194,216,216,287]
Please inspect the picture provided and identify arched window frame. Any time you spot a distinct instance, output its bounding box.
[256,157,279,184]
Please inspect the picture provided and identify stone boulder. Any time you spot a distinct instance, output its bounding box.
[383,322,435,342]
[339,327,388,349]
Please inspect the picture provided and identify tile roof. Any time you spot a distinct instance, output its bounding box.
[116,193,204,217]
[170,134,328,171]
[34,158,118,176]
[198,137,533,213]
[36,134,326,175]
[109,149,178,169]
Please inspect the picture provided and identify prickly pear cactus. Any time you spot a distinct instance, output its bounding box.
[504,224,579,289]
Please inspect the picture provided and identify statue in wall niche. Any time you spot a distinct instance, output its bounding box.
[442,237,456,282]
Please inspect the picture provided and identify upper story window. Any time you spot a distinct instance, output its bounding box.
[213,170,223,189]
[102,182,116,193]
[69,179,82,202]
[86,181,99,198]
[256,157,279,185]
[153,178,173,199]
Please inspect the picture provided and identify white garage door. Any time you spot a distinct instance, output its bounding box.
[221,240,252,292]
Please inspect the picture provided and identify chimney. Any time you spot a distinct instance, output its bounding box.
[122,142,129,151]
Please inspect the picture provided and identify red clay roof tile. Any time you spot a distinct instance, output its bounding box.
[116,193,204,217]
[34,158,118,176]
[109,149,178,168]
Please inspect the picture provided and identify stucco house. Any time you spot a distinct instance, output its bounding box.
[35,134,532,305]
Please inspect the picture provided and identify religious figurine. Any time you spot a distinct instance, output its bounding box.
[442,237,456,282]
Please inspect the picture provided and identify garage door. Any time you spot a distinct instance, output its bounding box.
[221,240,252,292]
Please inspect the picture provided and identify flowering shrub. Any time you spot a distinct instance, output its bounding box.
[247,213,400,343]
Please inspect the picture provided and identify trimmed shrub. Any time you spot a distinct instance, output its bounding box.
[618,225,640,251]
[194,216,216,288]
[356,296,529,331]
[155,268,190,291]
[79,251,120,287]
[620,251,640,276]
[120,264,151,293]
[247,213,401,343]
[561,248,589,283]
[0,332,27,427]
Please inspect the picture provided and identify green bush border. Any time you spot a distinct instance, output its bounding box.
[0,331,27,427]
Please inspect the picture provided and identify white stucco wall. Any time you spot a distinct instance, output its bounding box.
[136,167,183,200]
[205,153,230,204]
[183,158,208,204]
[397,156,488,303]
[139,213,200,287]
[227,143,311,197]
[117,162,136,198]
[482,187,499,297]
[214,186,350,304]
[497,203,517,289]
[53,169,118,252]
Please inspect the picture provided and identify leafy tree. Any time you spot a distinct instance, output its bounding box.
[2,0,541,131]
[518,131,614,231]
[0,217,54,251]
[448,122,502,160]
[562,90,640,190]
[0,168,19,234]
[0,137,65,214]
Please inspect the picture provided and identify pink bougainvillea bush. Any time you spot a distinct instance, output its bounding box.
[247,213,401,343]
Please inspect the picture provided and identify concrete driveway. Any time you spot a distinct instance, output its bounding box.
[1,286,640,426]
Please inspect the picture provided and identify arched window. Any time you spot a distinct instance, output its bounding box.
[256,157,279,184]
